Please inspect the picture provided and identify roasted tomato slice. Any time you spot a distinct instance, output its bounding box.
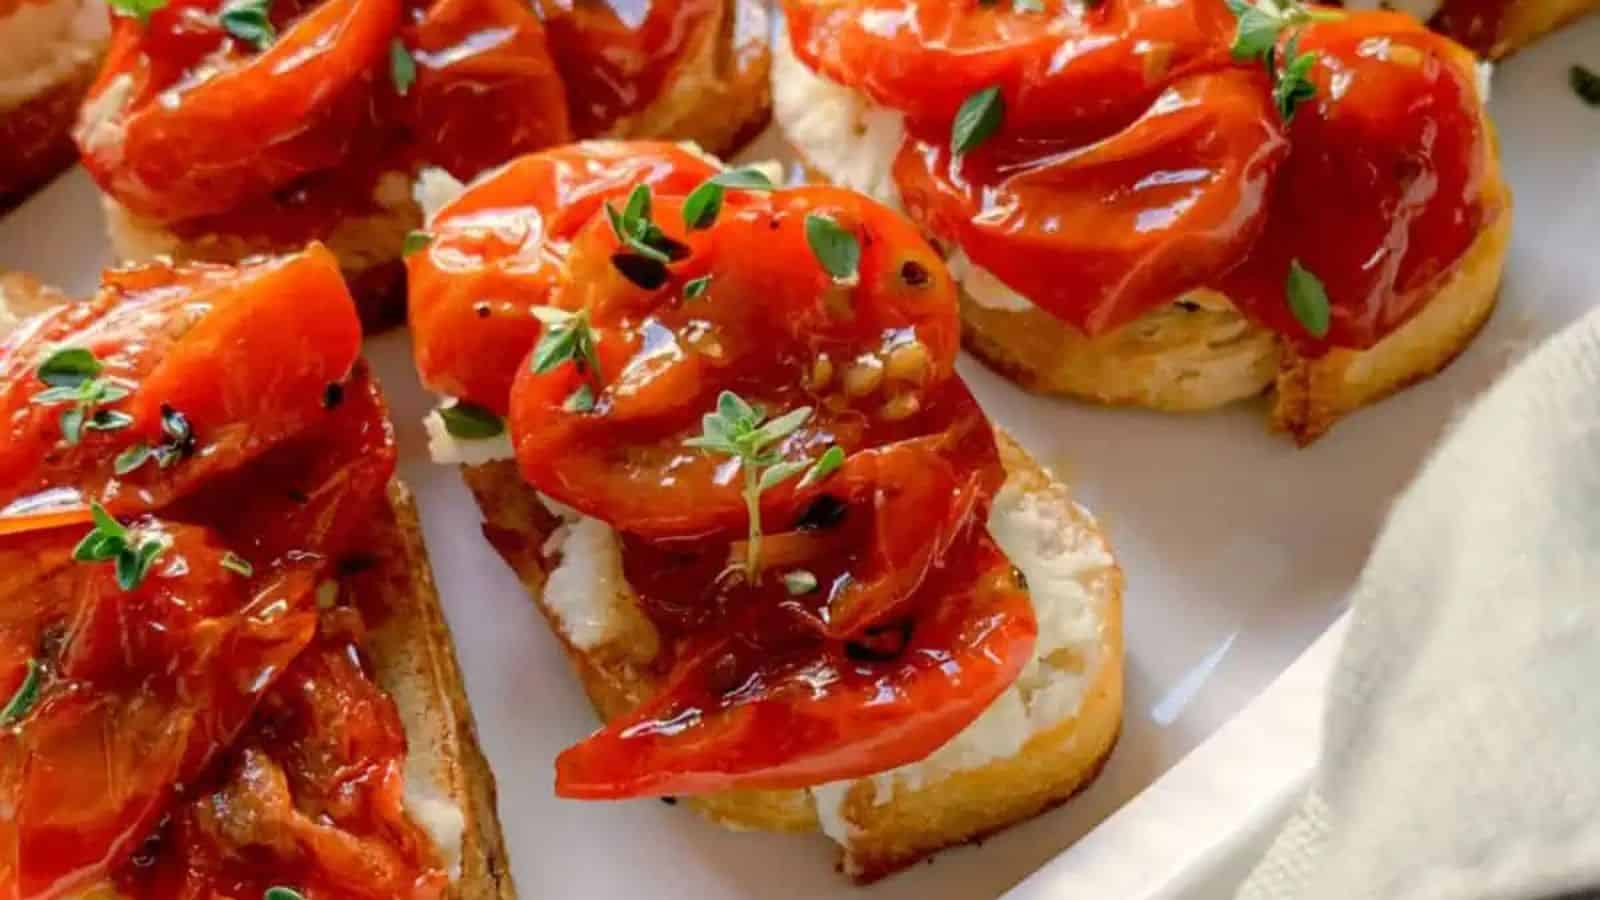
[409,141,719,412]
[0,245,362,534]
[1218,13,1494,350]
[783,0,1235,131]
[405,0,574,180]
[508,185,959,538]
[539,0,720,137]
[556,533,1034,797]
[896,68,1287,336]
[80,0,399,222]
[0,524,322,900]
[113,612,447,900]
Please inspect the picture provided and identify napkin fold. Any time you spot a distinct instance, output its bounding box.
[1237,306,1600,899]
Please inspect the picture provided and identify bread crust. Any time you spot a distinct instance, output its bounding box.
[0,50,98,206]
[957,152,1511,444]
[1433,0,1600,56]
[93,1,772,330]
[461,432,1123,882]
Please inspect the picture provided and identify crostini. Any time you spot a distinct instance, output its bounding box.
[406,141,1124,881]
[72,0,770,329]
[1352,0,1600,56]
[0,248,510,898]
[0,0,104,204]
[775,0,1512,444]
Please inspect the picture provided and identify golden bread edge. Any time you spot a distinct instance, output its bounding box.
[460,431,1123,882]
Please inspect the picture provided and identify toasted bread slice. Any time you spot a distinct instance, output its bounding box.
[1430,0,1600,56]
[772,30,1512,444]
[0,0,104,205]
[595,0,773,157]
[0,279,516,900]
[89,1,771,330]
[456,432,1123,882]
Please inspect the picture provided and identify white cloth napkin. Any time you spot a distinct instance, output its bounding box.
[1237,306,1600,900]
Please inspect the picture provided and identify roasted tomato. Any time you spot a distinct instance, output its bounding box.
[508,184,961,538]
[785,0,1495,351]
[897,68,1287,336]
[426,144,1039,795]
[408,141,719,412]
[78,0,571,226]
[0,250,428,898]
[113,615,447,900]
[784,0,1235,131]
[0,523,321,900]
[1217,14,1495,350]
[0,245,362,534]
[540,0,721,136]
[559,533,1035,796]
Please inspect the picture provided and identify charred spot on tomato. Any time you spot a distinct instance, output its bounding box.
[1012,565,1029,591]
[321,382,345,410]
[846,620,914,662]
[611,253,671,290]
[336,553,378,576]
[794,494,848,531]
[473,302,492,319]
[286,489,309,505]
[899,260,932,288]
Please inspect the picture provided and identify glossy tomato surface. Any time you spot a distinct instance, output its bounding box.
[785,0,1497,351]
[413,142,1041,797]
[0,251,438,900]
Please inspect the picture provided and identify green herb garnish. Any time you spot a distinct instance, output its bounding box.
[114,405,194,475]
[109,0,167,23]
[390,39,416,96]
[529,307,601,377]
[951,86,1004,156]
[1286,258,1330,338]
[263,889,305,900]
[221,551,254,577]
[74,502,170,591]
[681,167,776,230]
[563,383,596,413]
[1,658,41,727]
[684,391,816,579]
[402,230,431,256]
[438,401,504,439]
[1272,36,1319,122]
[220,0,275,50]
[684,275,712,300]
[804,214,861,282]
[798,445,845,489]
[32,348,134,446]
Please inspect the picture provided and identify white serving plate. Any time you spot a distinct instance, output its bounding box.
[3,17,1597,894]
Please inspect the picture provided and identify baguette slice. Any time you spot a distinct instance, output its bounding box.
[0,0,104,205]
[91,0,771,331]
[1428,0,1600,56]
[457,432,1123,882]
[0,276,516,900]
[773,30,1513,445]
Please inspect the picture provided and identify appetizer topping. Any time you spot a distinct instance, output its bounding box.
[78,0,744,234]
[439,400,505,439]
[265,888,306,900]
[682,167,776,231]
[1,658,42,726]
[73,502,172,590]
[410,143,1037,798]
[1286,259,1331,338]
[1,250,442,898]
[403,230,432,257]
[0,246,362,529]
[788,0,1497,352]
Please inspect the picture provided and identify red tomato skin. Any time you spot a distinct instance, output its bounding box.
[408,142,718,413]
[0,245,362,533]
